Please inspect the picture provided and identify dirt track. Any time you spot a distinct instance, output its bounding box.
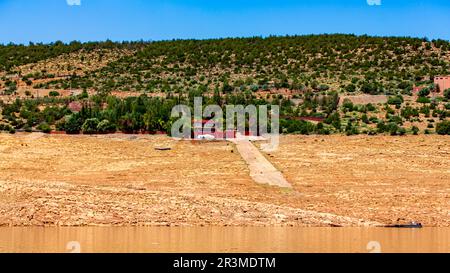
[0,133,448,227]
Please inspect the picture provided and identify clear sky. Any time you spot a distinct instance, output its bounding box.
[0,0,449,44]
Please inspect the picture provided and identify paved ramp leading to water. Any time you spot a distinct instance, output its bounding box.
[231,138,292,188]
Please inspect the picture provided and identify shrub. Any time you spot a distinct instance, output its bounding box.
[49,91,60,97]
[97,119,116,134]
[345,84,356,93]
[316,123,331,135]
[281,119,316,135]
[360,81,383,95]
[417,97,431,104]
[361,114,369,124]
[82,118,100,134]
[366,103,376,112]
[388,123,399,135]
[342,99,354,111]
[383,122,404,136]
[55,119,66,131]
[78,90,89,99]
[388,95,403,106]
[318,84,330,91]
[377,121,386,133]
[345,121,359,136]
[0,124,15,133]
[418,88,431,97]
[436,120,450,135]
[411,126,420,135]
[398,81,412,91]
[37,123,52,133]
[444,88,450,100]
[0,124,10,132]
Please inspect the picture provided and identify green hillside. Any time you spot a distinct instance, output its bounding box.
[1,34,449,95]
[1,34,449,136]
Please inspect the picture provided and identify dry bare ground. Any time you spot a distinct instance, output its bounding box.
[0,133,448,227]
[260,135,450,227]
[339,95,388,105]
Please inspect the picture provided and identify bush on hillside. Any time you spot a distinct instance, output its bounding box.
[37,122,52,133]
[97,119,116,134]
[436,120,450,135]
[82,118,100,134]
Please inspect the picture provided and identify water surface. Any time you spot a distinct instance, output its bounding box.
[0,227,448,253]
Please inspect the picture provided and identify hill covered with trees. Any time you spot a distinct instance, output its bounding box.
[1,34,449,95]
[0,34,449,136]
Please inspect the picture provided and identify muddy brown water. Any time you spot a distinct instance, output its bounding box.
[0,227,448,253]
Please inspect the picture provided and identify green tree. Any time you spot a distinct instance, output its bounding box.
[65,115,83,134]
[82,118,100,134]
[97,119,116,134]
[119,113,139,133]
[444,88,450,100]
[345,84,356,93]
[143,112,159,133]
[418,88,430,97]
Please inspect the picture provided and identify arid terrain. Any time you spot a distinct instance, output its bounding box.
[0,133,448,227]
[260,135,450,227]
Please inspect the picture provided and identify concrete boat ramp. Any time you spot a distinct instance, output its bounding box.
[230,137,292,189]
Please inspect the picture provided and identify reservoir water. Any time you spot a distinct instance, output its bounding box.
[0,227,448,253]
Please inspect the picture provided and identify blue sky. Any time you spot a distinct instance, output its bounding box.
[0,0,449,44]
